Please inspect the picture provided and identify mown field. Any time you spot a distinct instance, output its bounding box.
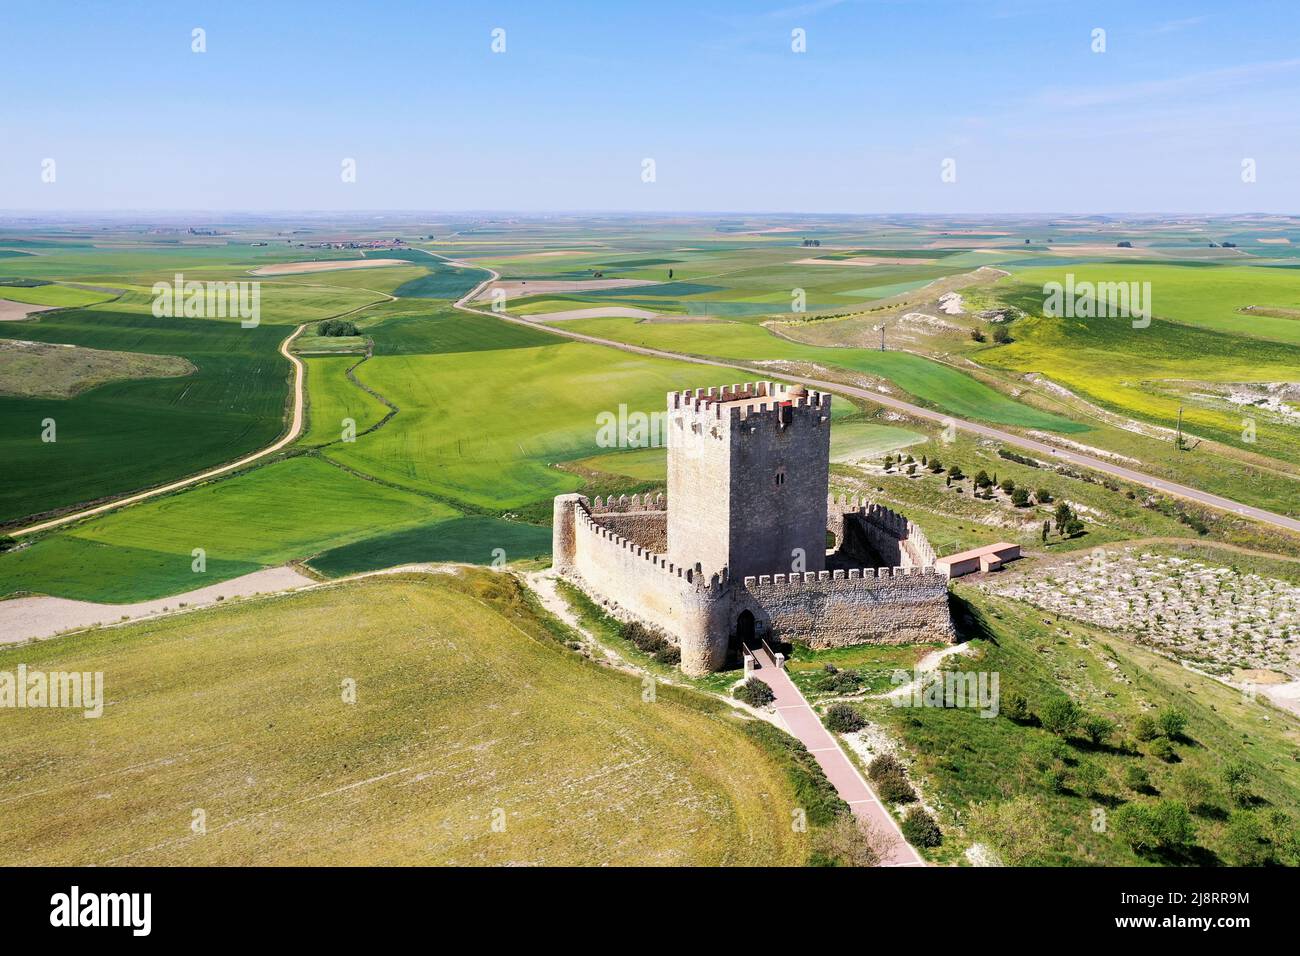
[0,572,812,865]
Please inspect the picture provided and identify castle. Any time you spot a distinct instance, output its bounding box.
[552,382,955,675]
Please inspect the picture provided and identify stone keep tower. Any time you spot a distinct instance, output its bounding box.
[666,382,831,581]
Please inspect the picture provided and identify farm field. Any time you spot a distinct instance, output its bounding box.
[0,572,812,865]
[550,314,1088,432]
[0,457,448,603]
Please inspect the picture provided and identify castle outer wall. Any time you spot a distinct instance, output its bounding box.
[552,493,955,675]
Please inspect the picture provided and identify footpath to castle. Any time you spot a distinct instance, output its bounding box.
[748,648,924,867]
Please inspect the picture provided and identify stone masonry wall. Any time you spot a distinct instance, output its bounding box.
[741,567,954,649]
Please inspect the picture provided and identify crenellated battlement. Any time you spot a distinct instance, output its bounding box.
[589,492,666,514]
[668,381,831,431]
[741,566,943,587]
[572,500,727,593]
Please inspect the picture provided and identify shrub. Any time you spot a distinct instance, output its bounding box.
[812,813,888,867]
[824,702,865,733]
[622,621,668,655]
[991,325,1012,344]
[1222,811,1272,866]
[1174,769,1219,814]
[973,469,992,488]
[1080,714,1115,747]
[653,645,681,666]
[969,328,986,343]
[999,478,1016,494]
[875,771,917,804]
[1133,714,1160,741]
[947,465,964,480]
[900,808,943,847]
[1123,764,1152,793]
[1010,487,1030,507]
[1040,696,1081,737]
[1149,737,1178,763]
[1157,708,1188,740]
[734,677,775,707]
[317,318,360,337]
[1112,800,1195,852]
[969,796,1053,866]
[1003,692,1032,723]
[867,753,904,781]
[1221,762,1253,807]
[815,668,862,694]
[1035,488,1053,503]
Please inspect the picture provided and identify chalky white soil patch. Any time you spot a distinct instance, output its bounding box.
[0,299,58,321]
[0,566,314,644]
[530,306,662,322]
[475,278,659,300]
[984,550,1300,680]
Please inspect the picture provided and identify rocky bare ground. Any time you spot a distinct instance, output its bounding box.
[983,549,1300,679]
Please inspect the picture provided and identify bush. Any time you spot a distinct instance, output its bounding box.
[1174,769,1219,813]
[1011,487,1030,507]
[824,703,865,733]
[973,470,992,489]
[1035,488,1053,503]
[0,535,16,553]
[1222,811,1272,866]
[875,771,917,804]
[1123,764,1152,793]
[653,645,681,666]
[812,813,888,867]
[969,328,986,343]
[969,796,1053,866]
[815,668,862,694]
[622,621,668,655]
[900,808,943,847]
[1221,762,1253,807]
[1112,800,1196,852]
[867,753,904,781]
[991,325,1012,344]
[1040,696,1081,737]
[317,318,360,337]
[947,465,964,480]
[1133,714,1160,741]
[734,677,775,707]
[999,478,1016,494]
[1080,714,1115,747]
[1003,692,1032,723]
[1149,737,1178,762]
[1157,708,1188,740]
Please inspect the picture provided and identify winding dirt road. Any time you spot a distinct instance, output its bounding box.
[11,323,308,537]
[452,265,1300,538]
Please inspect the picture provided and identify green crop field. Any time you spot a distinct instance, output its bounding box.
[0,457,448,602]
[0,283,116,308]
[1009,263,1300,345]
[0,306,292,525]
[554,315,1088,432]
[0,572,811,865]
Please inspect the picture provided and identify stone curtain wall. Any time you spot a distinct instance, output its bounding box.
[553,494,729,674]
[589,494,667,552]
[742,567,954,649]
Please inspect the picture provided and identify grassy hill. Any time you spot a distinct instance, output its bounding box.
[0,571,815,865]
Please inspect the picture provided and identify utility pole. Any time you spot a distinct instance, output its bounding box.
[1176,405,1184,451]
[874,323,885,351]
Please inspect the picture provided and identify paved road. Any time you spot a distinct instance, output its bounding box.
[12,323,309,537]
[747,646,924,866]
[453,267,1300,538]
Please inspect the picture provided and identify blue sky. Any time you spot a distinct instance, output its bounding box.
[2,0,1298,213]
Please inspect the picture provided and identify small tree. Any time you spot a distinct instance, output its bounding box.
[1053,500,1075,534]
[1157,708,1187,740]
[1035,488,1053,503]
[1149,737,1178,763]
[1011,487,1030,507]
[970,328,986,343]
[991,325,1012,344]
[868,753,904,781]
[1123,764,1152,793]
[1222,762,1253,807]
[875,771,917,804]
[1133,714,1160,741]
[973,469,992,489]
[1080,714,1114,747]
[947,464,964,480]
[813,813,891,867]
[1222,811,1272,866]
[999,477,1016,494]
[1040,696,1081,738]
[1041,520,1050,544]
[1003,692,1031,723]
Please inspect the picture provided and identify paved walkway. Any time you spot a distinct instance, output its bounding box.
[748,648,925,866]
